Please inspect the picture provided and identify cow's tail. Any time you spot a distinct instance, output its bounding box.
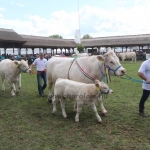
[46,71,52,89]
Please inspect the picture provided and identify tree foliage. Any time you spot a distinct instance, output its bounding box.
[82,34,92,39]
[77,44,84,52]
[49,34,63,39]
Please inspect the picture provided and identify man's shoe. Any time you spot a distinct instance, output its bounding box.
[41,93,44,97]
[139,112,148,117]
[41,91,44,97]
[39,93,44,97]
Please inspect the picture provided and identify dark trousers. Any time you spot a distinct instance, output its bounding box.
[37,71,47,95]
[139,89,150,112]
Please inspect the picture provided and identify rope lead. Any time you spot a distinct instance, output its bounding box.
[121,74,150,84]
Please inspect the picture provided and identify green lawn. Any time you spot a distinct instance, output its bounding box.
[0,61,150,150]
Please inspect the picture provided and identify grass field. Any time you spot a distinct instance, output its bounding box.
[0,61,150,150]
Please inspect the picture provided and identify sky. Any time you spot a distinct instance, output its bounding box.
[0,0,150,39]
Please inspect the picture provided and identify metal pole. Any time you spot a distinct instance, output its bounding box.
[78,0,80,31]
[78,0,81,44]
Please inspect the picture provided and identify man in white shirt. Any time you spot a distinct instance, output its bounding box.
[30,52,48,97]
[138,59,150,117]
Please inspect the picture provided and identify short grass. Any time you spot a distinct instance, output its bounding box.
[0,61,150,150]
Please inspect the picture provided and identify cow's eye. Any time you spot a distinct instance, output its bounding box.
[110,61,113,64]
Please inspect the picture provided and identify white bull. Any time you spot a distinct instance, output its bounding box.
[0,59,31,96]
[52,78,113,123]
[117,52,136,63]
[47,50,126,115]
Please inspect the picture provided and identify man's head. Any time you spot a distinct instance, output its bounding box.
[39,52,44,60]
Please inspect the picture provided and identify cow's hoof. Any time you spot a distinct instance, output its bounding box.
[48,99,52,103]
[101,112,108,116]
[73,109,77,112]
[48,95,53,103]
[63,115,67,118]
[16,91,20,95]
[98,121,102,124]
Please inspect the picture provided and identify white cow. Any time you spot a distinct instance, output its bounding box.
[52,78,113,123]
[72,53,89,57]
[0,59,31,96]
[47,50,126,115]
[117,52,136,63]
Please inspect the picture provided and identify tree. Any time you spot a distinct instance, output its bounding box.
[77,44,84,53]
[49,34,63,39]
[82,34,92,39]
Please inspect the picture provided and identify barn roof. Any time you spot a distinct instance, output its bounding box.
[81,34,150,47]
[1,28,150,49]
[21,35,77,48]
[0,28,26,48]
[0,28,26,43]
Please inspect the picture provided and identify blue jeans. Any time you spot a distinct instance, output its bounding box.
[37,71,47,95]
[139,89,150,112]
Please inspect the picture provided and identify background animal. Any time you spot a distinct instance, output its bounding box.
[117,52,136,63]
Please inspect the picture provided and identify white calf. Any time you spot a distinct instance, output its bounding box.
[52,78,113,123]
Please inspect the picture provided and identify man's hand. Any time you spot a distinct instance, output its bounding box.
[146,79,150,83]
[29,69,34,75]
[138,72,148,82]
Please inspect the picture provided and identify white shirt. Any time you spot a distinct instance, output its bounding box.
[32,58,47,71]
[138,59,150,90]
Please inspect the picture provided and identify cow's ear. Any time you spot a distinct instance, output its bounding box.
[95,79,100,91]
[14,61,19,66]
[97,55,105,63]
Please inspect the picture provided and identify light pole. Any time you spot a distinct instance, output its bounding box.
[78,0,80,33]
[77,0,81,44]
[74,0,81,46]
